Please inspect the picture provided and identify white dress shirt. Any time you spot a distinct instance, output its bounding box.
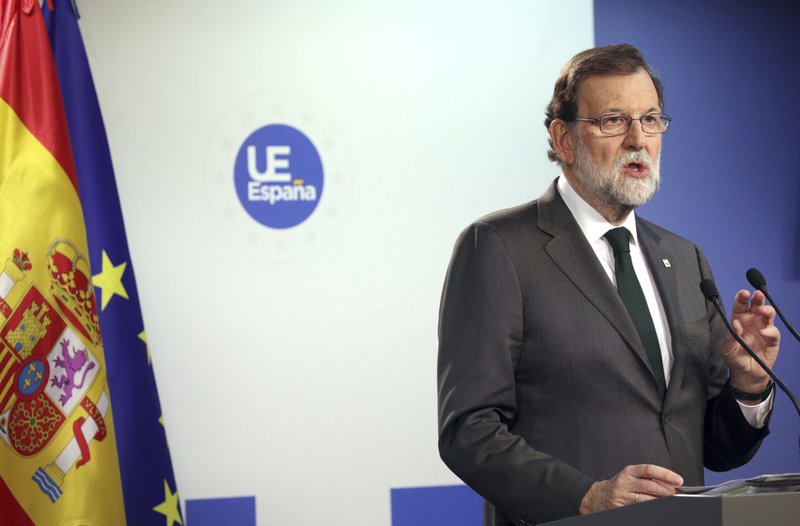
[556,175,771,427]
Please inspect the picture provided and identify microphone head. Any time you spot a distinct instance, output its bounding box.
[700,279,720,300]
[746,267,767,291]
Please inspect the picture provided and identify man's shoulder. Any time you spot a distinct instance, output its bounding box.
[637,215,702,252]
[467,179,560,232]
[451,200,545,254]
[473,200,540,230]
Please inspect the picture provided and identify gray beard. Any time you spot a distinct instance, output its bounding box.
[574,140,661,208]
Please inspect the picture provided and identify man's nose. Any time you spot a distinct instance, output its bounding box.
[622,118,648,149]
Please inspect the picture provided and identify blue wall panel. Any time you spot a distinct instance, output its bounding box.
[594,0,800,482]
[391,485,483,526]
[185,496,256,526]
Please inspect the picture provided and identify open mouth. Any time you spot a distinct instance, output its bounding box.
[624,162,647,177]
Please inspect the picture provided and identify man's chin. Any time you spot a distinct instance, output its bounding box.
[614,179,659,206]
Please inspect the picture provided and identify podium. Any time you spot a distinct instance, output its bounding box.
[541,492,800,526]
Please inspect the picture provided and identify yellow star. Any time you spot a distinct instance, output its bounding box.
[139,330,151,365]
[153,479,183,526]
[92,250,129,310]
[158,415,172,450]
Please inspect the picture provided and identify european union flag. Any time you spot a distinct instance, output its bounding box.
[43,1,182,524]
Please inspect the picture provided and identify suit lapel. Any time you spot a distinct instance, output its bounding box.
[536,182,654,375]
[637,220,687,403]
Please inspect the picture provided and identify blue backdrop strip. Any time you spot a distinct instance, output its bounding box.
[185,496,256,526]
[594,0,800,481]
[391,485,482,526]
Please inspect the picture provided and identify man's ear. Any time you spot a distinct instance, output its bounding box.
[549,119,576,165]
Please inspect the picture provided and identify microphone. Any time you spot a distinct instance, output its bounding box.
[746,267,800,344]
[699,278,800,418]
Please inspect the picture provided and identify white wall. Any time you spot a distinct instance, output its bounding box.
[77,1,593,523]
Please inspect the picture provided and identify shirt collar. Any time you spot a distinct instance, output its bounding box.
[556,175,639,247]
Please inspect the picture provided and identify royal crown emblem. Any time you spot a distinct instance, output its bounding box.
[47,238,100,346]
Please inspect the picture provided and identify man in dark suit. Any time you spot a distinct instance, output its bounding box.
[437,44,780,526]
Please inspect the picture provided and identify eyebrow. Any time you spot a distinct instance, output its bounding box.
[602,106,662,114]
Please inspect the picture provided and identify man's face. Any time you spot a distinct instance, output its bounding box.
[571,68,662,208]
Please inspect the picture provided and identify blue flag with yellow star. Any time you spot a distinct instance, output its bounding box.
[43,1,182,524]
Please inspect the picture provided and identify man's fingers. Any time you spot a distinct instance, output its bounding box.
[640,478,681,497]
[731,290,776,324]
[620,465,681,502]
[626,464,684,486]
[731,289,752,313]
[581,466,683,515]
[750,290,767,306]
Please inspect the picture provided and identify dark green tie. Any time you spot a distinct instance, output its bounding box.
[605,227,666,393]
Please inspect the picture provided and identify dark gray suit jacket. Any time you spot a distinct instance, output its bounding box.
[437,180,769,525]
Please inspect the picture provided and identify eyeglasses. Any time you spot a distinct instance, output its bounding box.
[574,113,672,136]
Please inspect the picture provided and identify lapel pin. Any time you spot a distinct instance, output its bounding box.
[662,259,671,268]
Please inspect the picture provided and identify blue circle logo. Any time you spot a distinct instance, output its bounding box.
[234,124,324,229]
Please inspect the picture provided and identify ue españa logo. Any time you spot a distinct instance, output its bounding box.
[234,124,324,229]
[205,90,352,262]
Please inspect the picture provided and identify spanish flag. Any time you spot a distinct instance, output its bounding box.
[0,0,180,523]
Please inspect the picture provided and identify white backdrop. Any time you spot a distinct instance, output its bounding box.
[77,1,593,523]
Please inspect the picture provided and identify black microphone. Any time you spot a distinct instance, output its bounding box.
[699,278,800,418]
[746,267,800,344]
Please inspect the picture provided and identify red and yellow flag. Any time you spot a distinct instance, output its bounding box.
[0,0,125,522]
